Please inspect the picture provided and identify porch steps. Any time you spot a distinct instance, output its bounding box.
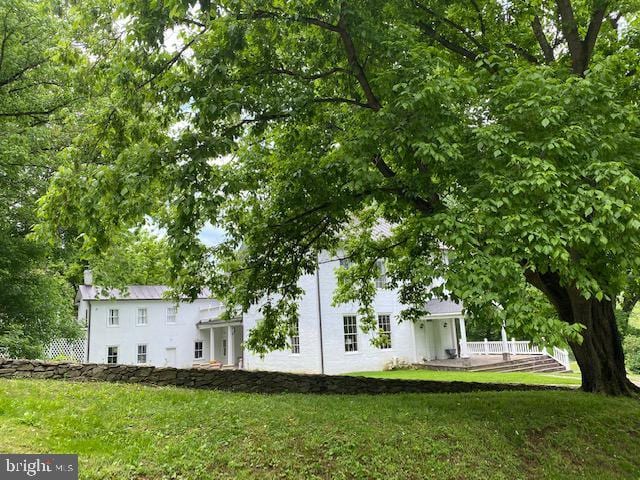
[468,355,567,373]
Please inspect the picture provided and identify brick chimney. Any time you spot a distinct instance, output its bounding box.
[83,269,93,286]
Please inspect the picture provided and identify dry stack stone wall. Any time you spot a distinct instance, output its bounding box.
[0,359,569,394]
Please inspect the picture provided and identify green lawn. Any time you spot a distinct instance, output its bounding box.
[348,369,583,386]
[1,379,640,479]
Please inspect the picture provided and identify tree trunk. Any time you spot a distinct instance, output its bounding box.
[567,295,638,395]
[525,270,639,396]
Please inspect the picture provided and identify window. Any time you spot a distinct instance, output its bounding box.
[374,259,388,289]
[166,306,177,324]
[137,344,147,364]
[194,341,203,359]
[222,339,227,357]
[290,319,300,354]
[377,314,392,349]
[136,308,148,326]
[107,346,118,364]
[343,315,358,352]
[107,309,119,327]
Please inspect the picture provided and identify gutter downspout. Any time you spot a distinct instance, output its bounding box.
[316,255,325,375]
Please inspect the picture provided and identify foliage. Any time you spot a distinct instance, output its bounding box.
[40,0,640,391]
[70,229,172,288]
[0,0,81,358]
[2,379,640,478]
[624,335,640,374]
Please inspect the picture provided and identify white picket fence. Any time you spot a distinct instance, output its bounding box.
[466,339,570,370]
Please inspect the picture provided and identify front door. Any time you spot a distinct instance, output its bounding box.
[424,321,437,360]
[165,347,177,367]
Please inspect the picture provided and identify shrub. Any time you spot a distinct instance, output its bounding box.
[623,335,640,374]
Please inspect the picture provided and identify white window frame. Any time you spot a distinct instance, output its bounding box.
[343,315,358,353]
[166,306,178,324]
[136,344,148,364]
[290,319,300,355]
[106,345,118,364]
[107,309,119,327]
[136,308,148,326]
[194,340,203,359]
[377,314,392,349]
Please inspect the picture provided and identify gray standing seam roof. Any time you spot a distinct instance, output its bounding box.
[78,285,213,301]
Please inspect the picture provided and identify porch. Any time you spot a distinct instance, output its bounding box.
[195,304,243,369]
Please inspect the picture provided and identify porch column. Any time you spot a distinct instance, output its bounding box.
[458,317,470,358]
[501,323,511,360]
[209,327,216,362]
[227,325,235,366]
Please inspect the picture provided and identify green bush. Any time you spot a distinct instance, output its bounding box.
[624,335,640,374]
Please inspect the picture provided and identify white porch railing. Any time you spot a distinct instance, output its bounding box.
[199,303,226,321]
[466,338,570,370]
[551,346,571,371]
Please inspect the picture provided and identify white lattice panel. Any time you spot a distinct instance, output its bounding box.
[45,335,87,363]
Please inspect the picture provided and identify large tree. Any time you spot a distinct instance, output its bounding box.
[44,0,640,394]
[0,0,82,357]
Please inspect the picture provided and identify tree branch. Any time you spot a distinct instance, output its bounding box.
[505,43,540,64]
[0,59,46,88]
[336,13,382,111]
[136,29,206,91]
[312,97,373,108]
[415,1,488,53]
[583,3,608,69]
[417,21,479,62]
[555,0,608,74]
[531,15,555,63]
[267,66,349,81]
[468,0,486,37]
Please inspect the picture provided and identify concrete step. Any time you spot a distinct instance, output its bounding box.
[469,357,556,372]
[469,355,566,373]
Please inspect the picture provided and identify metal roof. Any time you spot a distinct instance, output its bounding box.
[77,285,213,301]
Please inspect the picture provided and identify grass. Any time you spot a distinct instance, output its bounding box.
[1,379,640,479]
[348,369,583,386]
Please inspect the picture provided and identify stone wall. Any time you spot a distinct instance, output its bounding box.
[0,359,569,394]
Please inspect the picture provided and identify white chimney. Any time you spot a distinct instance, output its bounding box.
[83,269,93,286]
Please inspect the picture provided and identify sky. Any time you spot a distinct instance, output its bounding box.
[199,223,227,246]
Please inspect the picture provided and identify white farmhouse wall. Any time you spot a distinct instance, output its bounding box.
[243,253,451,375]
[84,298,217,368]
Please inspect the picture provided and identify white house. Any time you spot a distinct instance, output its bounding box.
[76,256,469,374]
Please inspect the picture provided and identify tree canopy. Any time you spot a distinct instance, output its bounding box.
[0,0,82,357]
[42,0,640,394]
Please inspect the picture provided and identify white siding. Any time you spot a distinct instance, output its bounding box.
[243,253,427,375]
[85,298,217,368]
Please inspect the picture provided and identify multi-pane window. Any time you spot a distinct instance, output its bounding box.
[290,320,300,354]
[166,306,177,324]
[137,344,147,364]
[194,341,203,359]
[107,309,119,326]
[377,314,392,349]
[374,259,388,289]
[107,346,118,364]
[343,315,358,352]
[136,308,148,326]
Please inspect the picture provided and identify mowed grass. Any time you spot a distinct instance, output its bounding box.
[348,369,583,386]
[1,379,639,479]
